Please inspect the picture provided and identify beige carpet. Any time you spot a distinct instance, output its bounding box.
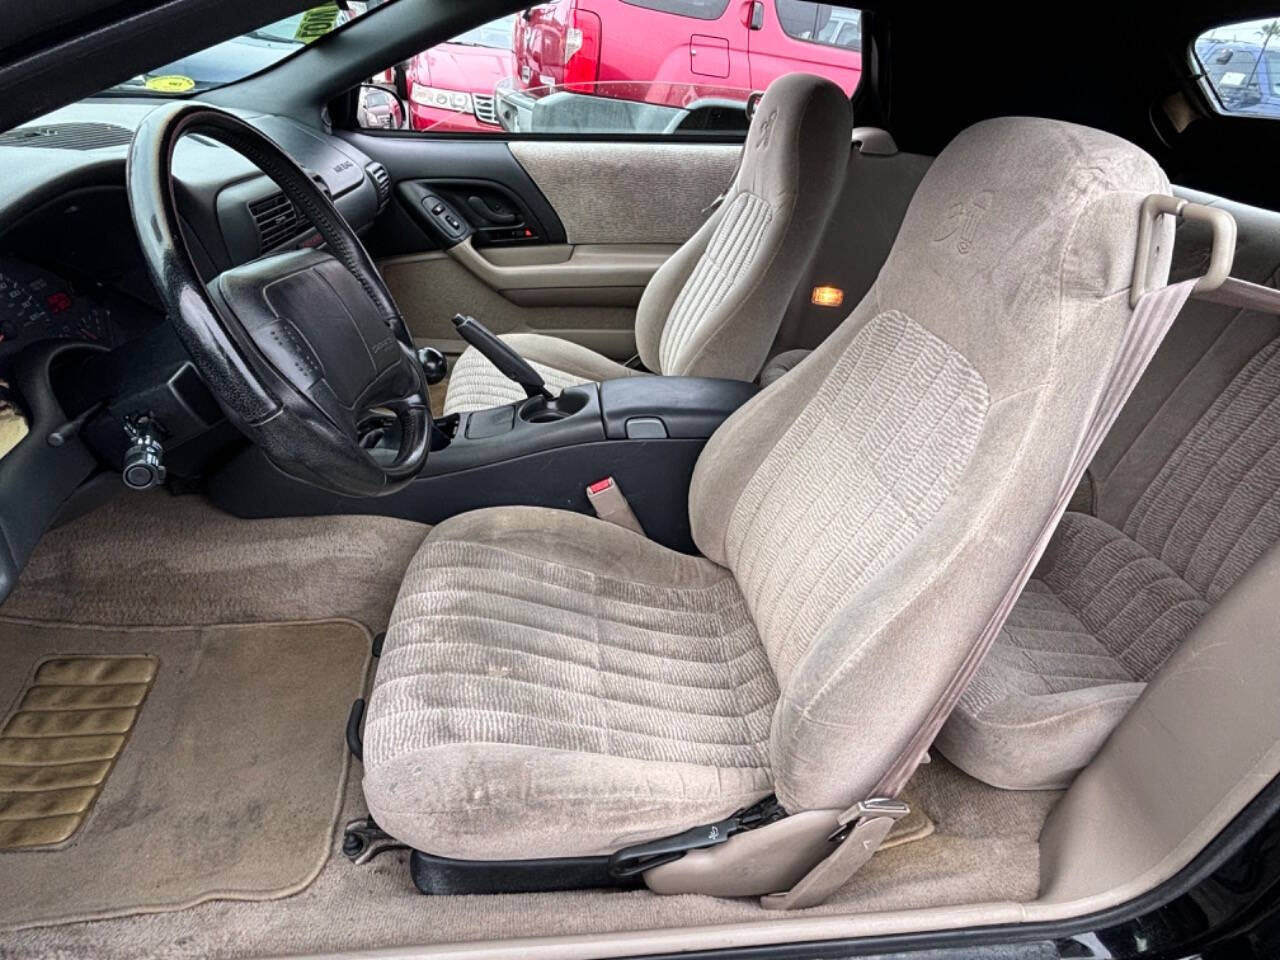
[0,617,370,931]
[0,491,430,630]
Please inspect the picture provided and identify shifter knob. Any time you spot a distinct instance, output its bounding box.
[416,346,448,385]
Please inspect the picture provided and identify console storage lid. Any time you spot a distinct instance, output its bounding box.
[599,377,759,441]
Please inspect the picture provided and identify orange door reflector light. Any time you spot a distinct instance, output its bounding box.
[811,285,845,307]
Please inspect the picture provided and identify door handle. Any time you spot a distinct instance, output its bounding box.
[748,0,764,30]
[467,194,519,225]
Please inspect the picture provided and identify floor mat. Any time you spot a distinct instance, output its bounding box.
[0,618,370,931]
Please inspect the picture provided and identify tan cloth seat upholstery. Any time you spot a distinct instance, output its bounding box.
[441,73,853,416]
[939,334,1280,789]
[364,117,1172,860]
[758,348,812,386]
[364,508,777,859]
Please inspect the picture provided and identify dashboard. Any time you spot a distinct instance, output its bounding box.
[0,97,388,600]
[0,101,386,363]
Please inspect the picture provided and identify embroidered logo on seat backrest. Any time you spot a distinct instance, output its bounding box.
[934,191,994,255]
[755,109,778,150]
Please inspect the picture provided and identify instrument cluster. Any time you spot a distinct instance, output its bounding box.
[0,257,116,350]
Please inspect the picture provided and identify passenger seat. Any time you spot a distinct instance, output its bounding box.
[441,73,852,414]
[937,189,1280,789]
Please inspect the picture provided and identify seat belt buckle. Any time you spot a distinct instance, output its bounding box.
[586,476,646,537]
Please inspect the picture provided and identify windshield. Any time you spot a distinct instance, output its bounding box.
[447,16,515,49]
[102,3,365,96]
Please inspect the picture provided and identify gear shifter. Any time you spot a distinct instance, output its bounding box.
[451,314,553,401]
[416,346,448,385]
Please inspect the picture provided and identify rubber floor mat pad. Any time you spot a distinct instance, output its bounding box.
[0,655,157,849]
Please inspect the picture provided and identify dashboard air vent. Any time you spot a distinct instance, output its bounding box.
[248,192,301,252]
[0,122,133,151]
[365,162,391,211]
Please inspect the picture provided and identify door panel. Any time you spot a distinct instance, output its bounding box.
[507,141,739,244]
[379,252,641,358]
[350,133,739,359]
[448,238,676,306]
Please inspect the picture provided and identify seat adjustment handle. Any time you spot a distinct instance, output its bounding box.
[608,795,785,878]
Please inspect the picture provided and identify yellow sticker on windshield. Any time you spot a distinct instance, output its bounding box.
[295,4,340,43]
[144,75,196,93]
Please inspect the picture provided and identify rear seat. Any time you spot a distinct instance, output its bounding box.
[935,187,1280,789]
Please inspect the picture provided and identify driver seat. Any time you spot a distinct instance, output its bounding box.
[439,72,853,414]
[363,117,1173,889]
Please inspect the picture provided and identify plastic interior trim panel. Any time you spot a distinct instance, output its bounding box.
[0,343,101,605]
[342,134,566,257]
[207,376,759,551]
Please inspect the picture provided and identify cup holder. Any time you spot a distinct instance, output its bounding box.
[518,390,588,424]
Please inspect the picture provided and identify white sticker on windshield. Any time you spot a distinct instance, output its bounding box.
[1220,71,1248,86]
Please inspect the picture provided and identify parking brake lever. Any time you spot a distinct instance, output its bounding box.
[451,314,554,401]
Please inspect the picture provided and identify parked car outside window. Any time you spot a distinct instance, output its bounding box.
[1194,17,1280,118]
[364,1,861,137]
[405,16,517,132]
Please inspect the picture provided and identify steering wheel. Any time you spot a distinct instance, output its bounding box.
[125,102,430,497]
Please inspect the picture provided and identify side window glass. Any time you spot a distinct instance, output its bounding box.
[359,5,861,136]
[1194,18,1280,117]
[776,1,861,51]
[619,0,732,18]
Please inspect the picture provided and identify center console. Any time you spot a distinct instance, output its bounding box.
[207,374,758,553]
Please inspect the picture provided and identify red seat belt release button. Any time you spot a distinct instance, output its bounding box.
[586,477,646,537]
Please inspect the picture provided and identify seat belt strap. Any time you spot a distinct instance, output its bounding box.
[586,476,646,537]
[762,277,1198,911]
[701,152,742,217]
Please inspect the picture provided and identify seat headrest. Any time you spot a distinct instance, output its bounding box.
[875,117,1173,400]
[735,72,853,200]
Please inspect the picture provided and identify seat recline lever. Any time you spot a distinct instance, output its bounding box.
[451,314,554,401]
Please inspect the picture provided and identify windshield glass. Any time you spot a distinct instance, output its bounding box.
[447,16,514,49]
[102,3,367,96]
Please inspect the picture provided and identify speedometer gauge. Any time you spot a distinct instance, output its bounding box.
[0,257,113,347]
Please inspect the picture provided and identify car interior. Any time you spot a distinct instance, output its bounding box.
[0,1,1279,958]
